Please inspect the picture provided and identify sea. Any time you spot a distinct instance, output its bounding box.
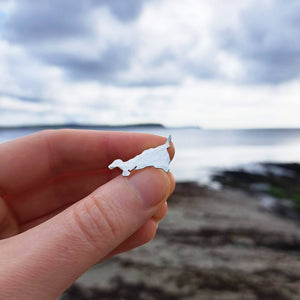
[1,127,300,183]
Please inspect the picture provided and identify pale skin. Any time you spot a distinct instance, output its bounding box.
[0,130,175,299]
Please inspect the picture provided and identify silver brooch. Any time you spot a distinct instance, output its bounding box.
[108,135,172,176]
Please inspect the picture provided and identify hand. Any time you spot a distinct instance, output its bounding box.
[0,130,175,299]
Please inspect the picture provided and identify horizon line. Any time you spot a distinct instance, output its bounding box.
[0,123,300,131]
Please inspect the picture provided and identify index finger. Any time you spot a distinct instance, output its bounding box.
[0,130,175,196]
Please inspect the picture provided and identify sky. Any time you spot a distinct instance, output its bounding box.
[0,0,300,128]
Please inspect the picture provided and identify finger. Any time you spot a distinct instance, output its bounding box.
[107,175,174,257]
[101,218,158,261]
[0,168,173,299]
[18,172,173,231]
[21,203,165,249]
[0,130,175,196]
[8,169,172,224]
[7,168,120,223]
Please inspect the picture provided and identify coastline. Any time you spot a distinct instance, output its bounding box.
[61,165,300,299]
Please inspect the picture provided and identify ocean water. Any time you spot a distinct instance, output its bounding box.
[1,127,300,182]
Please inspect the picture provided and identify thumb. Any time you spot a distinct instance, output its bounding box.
[0,168,171,299]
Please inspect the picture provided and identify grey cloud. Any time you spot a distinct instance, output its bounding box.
[184,59,217,80]
[95,0,148,22]
[3,0,300,87]
[220,0,300,84]
[2,0,217,87]
[39,44,133,82]
[0,92,43,103]
[2,0,150,85]
[4,0,91,43]
[148,50,218,83]
[122,78,180,87]
[4,0,149,43]
[48,44,217,86]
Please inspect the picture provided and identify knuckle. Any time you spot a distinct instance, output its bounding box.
[71,194,121,250]
[90,194,122,241]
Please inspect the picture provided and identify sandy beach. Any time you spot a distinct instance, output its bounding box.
[60,173,300,299]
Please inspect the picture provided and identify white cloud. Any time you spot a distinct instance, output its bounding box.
[166,79,300,128]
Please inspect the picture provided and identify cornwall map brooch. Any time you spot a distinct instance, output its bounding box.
[109,135,172,176]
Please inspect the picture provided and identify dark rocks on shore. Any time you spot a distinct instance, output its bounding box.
[213,163,300,222]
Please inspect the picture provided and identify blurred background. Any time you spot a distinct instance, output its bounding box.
[1,0,300,299]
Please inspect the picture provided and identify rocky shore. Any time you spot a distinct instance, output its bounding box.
[60,165,300,299]
[213,163,300,222]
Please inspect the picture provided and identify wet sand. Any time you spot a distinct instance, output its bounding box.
[60,181,300,299]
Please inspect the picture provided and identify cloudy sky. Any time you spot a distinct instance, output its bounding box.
[0,0,300,128]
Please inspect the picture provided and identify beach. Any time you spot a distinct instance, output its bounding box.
[61,165,300,299]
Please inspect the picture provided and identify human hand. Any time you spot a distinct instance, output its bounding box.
[0,130,175,299]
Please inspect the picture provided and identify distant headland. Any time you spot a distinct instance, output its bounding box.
[0,123,202,130]
[0,123,166,130]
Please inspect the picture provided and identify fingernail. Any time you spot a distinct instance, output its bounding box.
[128,168,170,208]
